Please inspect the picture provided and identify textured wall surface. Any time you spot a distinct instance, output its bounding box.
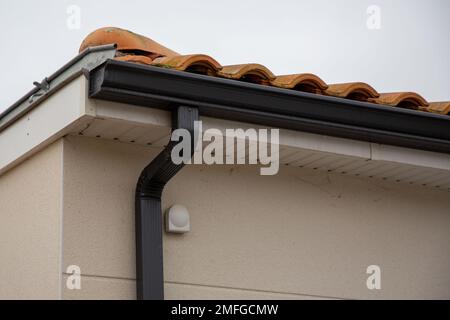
[0,140,63,299]
[61,135,450,300]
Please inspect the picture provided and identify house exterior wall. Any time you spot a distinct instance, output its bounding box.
[61,134,450,300]
[0,140,63,299]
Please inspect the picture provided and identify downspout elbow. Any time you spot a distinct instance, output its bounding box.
[135,106,198,300]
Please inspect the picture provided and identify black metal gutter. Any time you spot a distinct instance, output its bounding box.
[89,59,450,155]
[135,105,198,300]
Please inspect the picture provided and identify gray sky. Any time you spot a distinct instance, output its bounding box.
[1,0,449,112]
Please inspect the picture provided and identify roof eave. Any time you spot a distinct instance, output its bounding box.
[0,44,117,132]
[89,59,450,155]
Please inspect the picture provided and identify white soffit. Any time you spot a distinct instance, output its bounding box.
[0,75,92,175]
[0,75,449,190]
[201,117,450,189]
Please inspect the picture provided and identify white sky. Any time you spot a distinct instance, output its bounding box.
[0,0,449,112]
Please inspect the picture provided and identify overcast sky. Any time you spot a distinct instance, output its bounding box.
[0,0,449,112]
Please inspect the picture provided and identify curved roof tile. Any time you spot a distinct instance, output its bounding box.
[326,82,380,101]
[115,55,153,65]
[79,27,178,59]
[272,74,328,94]
[371,92,429,110]
[218,64,275,85]
[151,54,222,76]
[426,102,450,115]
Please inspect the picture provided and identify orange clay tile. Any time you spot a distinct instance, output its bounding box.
[217,64,275,85]
[272,74,328,94]
[79,27,178,59]
[151,54,222,76]
[370,92,429,110]
[426,102,450,115]
[115,55,153,65]
[326,82,380,101]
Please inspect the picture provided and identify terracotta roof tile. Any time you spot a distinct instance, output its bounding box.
[417,106,430,113]
[426,102,450,115]
[217,64,275,85]
[370,92,429,110]
[326,82,379,101]
[151,54,222,76]
[79,27,178,59]
[272,74,328,94]
[79,27,449,116]
[114,55,154,65]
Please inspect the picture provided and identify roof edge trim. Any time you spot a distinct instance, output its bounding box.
[89,60,450,155]
[0,44,117,132]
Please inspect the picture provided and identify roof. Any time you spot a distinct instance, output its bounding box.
[1,29,450,189]
[1,25,450,168]
[81,27,449,115]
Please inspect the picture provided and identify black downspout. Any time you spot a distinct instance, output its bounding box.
[135,105,198,300]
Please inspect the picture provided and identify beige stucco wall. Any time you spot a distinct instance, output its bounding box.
[61,134,450,300]
[0,140,63,299]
